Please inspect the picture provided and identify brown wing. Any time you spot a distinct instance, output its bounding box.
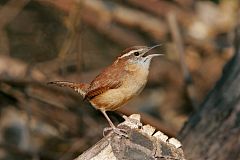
[48,81,89,97]
[85,62,126,100]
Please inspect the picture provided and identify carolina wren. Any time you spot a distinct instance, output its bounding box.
[49,45,162,135]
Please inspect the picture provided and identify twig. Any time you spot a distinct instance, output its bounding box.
[0,0,30,29]
[0,0,30,55]
[127,0,194,26]
[167,12,198,110]
[81,0,167,40]
[37,0,167,45]
[58,0,84,74]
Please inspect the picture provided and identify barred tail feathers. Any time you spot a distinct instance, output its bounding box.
[48,81,89,97]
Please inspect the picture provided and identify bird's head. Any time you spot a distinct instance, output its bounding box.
[116,44,163,68]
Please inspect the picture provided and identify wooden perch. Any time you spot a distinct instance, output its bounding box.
[75,114,185,160]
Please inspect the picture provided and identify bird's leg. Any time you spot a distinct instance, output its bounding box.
[101,110,127,137]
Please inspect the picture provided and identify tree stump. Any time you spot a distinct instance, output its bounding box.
[75,114,185,160]
[178,27,240,160]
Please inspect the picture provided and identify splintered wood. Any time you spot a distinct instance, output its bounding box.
[75,114,185,160]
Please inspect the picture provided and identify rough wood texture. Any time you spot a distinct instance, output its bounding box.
[75,114,185,160]
[178,27,240,160]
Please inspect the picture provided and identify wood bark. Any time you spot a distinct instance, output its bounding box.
[75,114,185,160]
[178,27,240,160]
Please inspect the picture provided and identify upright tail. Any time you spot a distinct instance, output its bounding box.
[48,81,89,97]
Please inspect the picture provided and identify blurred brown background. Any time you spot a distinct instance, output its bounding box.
[0,0,239,159]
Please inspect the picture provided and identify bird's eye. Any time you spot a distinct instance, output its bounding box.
[134,52,140,56]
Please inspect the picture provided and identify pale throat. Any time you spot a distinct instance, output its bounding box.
[127,58,152,70]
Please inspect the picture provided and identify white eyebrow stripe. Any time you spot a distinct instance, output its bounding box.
[119,49,144,58]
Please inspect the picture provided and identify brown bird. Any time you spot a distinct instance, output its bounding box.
[48,45,162,135]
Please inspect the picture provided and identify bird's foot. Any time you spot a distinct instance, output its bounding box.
[103,127,128,138]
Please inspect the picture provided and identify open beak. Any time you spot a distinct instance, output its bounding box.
[142,44,164,58]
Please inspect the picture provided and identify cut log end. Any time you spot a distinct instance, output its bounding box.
[75,114,185,160]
